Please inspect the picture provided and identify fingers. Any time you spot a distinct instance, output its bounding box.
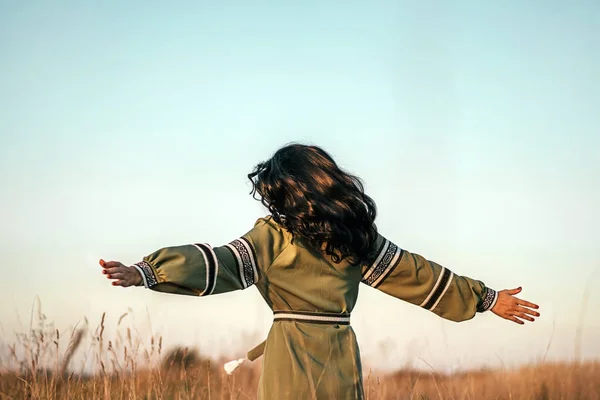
[101,265,130,281]
[100,260,124,269]
[516,298,539,310]
[514,311,535,322]
[107,272,126,280]
[102,267,127,275]
[498,305,539,325]
[500,310,531,325]
[100,259,137,287]
[111,278,136,287]
[494,289,540,325]
[515,305,540,318]
[504,287,522,295]
[506,315,525,325]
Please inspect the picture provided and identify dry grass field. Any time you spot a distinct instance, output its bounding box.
[1,311,598,400]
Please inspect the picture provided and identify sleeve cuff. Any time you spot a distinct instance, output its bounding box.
[477,287,498,312]
[132,261,158,288]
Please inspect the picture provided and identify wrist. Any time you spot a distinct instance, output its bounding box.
[132,260,159,288]
[131,264,148,287]
[477,287,498,312]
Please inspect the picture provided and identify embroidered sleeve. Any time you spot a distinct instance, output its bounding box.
[224,238,259,289]
[132,217,287,297]
[477,287,498,312]
[362,234,495,322]
[132,261,158,288]
[361,238,404,288]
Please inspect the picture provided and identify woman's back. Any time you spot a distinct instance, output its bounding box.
[250,216,366,399]
[254,216,361,315]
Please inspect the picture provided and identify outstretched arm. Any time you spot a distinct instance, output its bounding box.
[99,217,288,297]
[361,234,539,324]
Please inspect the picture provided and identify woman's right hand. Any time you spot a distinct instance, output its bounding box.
[100,259,143,287]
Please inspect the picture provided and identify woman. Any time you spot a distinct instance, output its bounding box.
[100,144,539,399]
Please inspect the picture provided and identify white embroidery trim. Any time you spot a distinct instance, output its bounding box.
[362,239,390,282]
[204,244,219,296]
[225,239,258,288]
[192,243,218,296]
[192,244,209,295]
[239,239,259,285]
[429,272,455,312]
[132,264,149,288]
[225,243,247,287]
[273,313,351,323]
[419,267,447,307]
[489,290,499,311]
[370,247,403,288]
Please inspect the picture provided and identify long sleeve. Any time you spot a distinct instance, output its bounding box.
[361,234,498,322]
[132,217,288,297]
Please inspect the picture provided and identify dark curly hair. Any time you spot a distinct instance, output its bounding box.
[248,144,378,265]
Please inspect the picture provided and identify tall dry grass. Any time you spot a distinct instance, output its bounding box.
[0,306,598,399]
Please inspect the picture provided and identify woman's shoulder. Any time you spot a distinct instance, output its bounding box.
[245,216,293,258]
[253,215,274,228]
[252,215,291,238]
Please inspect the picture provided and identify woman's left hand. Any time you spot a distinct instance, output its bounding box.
[100,259,142,287]
[491,287,540,325]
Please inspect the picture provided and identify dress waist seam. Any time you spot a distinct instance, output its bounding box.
[273,310,351,325]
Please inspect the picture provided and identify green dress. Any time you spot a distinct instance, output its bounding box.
[132,217,498,399]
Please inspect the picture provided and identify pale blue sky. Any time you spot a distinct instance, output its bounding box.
[1,1,599,372]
